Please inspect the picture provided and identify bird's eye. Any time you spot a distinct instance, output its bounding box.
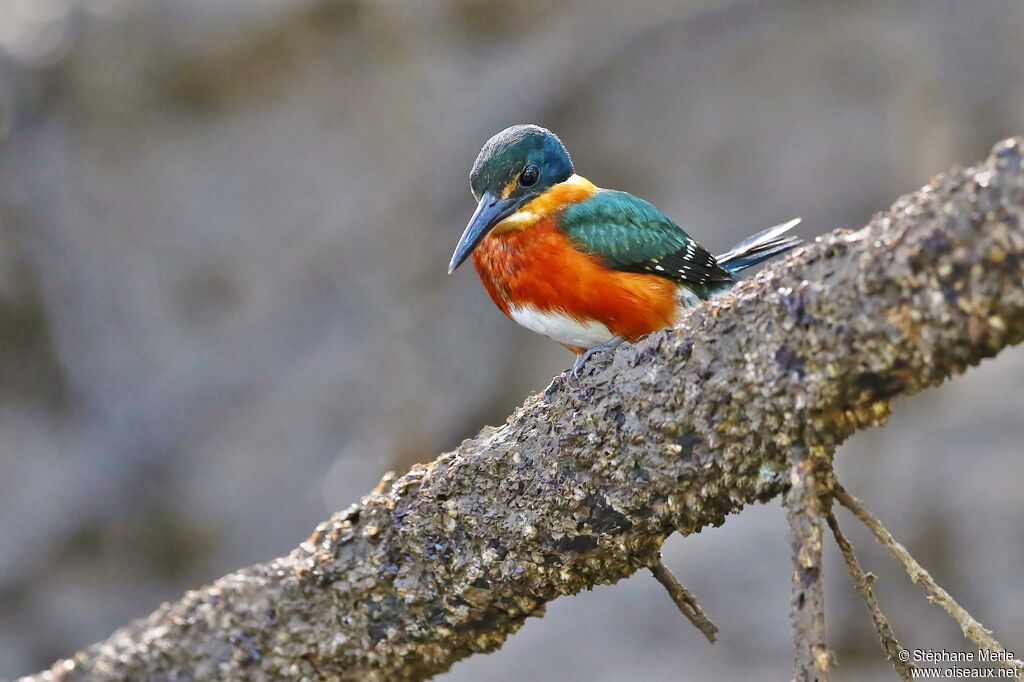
[519,164,540,187]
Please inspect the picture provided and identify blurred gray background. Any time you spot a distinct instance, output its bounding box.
[1,0,1022,679]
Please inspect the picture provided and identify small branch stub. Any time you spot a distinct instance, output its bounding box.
[648,560,718,644]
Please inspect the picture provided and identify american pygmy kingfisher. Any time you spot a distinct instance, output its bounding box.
[448,124,802,378]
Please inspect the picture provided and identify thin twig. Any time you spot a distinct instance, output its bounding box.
[649,560,718,643]
[785,444,832,681]
[826,511,914,681]
[834,484,1023,673]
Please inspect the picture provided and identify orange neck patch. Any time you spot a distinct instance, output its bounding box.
[492,174,597,234]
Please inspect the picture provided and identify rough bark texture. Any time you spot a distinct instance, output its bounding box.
[26,139,1024,681]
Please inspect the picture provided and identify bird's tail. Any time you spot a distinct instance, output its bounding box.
[716,218,802,275]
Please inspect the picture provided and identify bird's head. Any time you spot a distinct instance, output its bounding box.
[448,124,573,273]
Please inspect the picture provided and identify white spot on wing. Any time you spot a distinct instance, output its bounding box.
[508,305,615,349]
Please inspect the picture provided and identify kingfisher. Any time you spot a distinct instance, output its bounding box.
[448,124,802,378]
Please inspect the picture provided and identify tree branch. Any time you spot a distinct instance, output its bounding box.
[648,560,718,643]
[826,511,915,681]
[26,138,1024,681]
[785,445,832,680]
[834,484,1024,673]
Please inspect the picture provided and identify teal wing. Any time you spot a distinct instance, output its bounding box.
[558,189,733,286]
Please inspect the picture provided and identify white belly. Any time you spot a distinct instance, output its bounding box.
[508,305,615,349]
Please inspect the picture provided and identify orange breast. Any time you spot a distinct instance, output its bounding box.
[471,218,679,343]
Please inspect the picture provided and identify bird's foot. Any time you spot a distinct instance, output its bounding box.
[543,338,626,399]
[570,336,625,382]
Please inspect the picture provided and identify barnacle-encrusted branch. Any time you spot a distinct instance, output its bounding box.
[26,138,1024,682]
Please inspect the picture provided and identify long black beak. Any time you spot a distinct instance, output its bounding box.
[448,192,521,273]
